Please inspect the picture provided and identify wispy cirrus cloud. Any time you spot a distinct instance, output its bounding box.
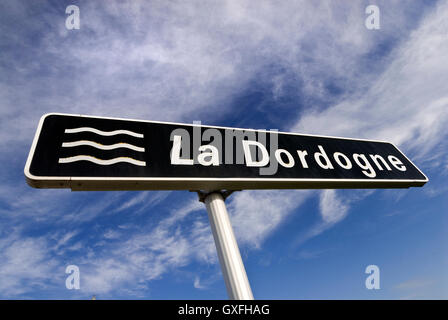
[292,190,351,247]
[113,191,170,213]
[393,278,441,300]
[0,0,428,150]
[293,1,448,165]
[289,1,448,246]
[319,190,350,225]
[0,232,60,297]
[76,197,214,296]
[0,0,444,298]
[228,190,311,248]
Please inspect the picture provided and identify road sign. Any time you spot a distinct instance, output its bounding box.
[24,113,428,191]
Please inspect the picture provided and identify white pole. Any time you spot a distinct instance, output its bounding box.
[203,192,254,300]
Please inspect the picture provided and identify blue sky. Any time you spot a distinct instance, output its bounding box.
[0,0,447,299]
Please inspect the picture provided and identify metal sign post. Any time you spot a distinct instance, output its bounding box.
[198,191,253,300]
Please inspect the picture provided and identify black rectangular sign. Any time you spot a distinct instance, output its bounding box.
[24,113,428,190]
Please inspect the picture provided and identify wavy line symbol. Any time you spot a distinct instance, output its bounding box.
[62,140,145,152]
[59,126,146,166]
[64,127,144,138]
[59,155,146,166]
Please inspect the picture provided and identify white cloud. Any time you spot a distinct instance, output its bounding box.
[294,189,376,246]
[319,190,349,225]
[228,190,311,248]
[287,2,448,244]
[293,1,448,165]
[0,233,59,296]
[297,249,326,260]
[77,197,212,295]
[193,276,205,289]
[394,278,438,300]
[394,279,434,290]
[53,230,79,252]
[103,230,121,240]
[77,189,314,295]
[113,191,170,213]
[297,190,349,244]
[0,0,421,150]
